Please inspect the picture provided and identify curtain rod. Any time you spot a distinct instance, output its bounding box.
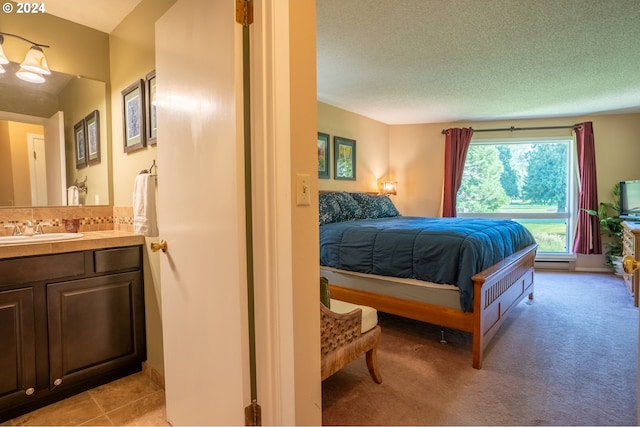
[441,124,581,134]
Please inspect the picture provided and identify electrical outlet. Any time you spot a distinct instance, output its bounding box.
[296,174,311,206]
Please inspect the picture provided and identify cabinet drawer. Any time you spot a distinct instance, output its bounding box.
[0,253,85,287]
[94,246,141,273]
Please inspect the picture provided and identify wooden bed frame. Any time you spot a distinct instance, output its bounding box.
[327,243,537,369]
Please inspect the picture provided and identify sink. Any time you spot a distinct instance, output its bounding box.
[0,233,84,245]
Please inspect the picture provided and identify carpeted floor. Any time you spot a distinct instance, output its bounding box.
[322,271,638,426]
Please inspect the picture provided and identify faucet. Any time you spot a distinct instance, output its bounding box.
[35,221,51,235]
[4,223,23,236]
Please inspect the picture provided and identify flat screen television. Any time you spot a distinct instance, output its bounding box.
[619,180,640,219]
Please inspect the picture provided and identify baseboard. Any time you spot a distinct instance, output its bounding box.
[535,260,575,271]
[574,267,615,273]
[142,361,165,389]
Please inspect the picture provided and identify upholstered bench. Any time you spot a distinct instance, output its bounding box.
[320,298,382,383]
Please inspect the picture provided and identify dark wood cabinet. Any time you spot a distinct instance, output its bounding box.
[0,246,145,422]
[0,288,36,410]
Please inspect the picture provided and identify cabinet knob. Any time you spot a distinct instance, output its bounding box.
[623,255,640,274]
[53,378,63,386]
[25,387,35,396]
[150,240,168,253]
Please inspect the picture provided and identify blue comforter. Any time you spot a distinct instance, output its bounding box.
[320,216,536,311]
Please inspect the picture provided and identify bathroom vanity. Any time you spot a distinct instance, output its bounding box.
[0,232,146,421]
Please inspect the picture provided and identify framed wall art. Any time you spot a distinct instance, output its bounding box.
[334,136,356,180]
[318,132,330,179]
[85,110,100,165]
[74,119,87,169]
[146,70,157,145]
[122,79,146,153]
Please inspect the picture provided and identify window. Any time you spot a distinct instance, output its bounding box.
[457,138,576,256]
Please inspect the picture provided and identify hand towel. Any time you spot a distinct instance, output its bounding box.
[67,186,79,206]
[133,173,159,237]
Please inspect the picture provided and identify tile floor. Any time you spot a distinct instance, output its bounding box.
[1,373,168,426]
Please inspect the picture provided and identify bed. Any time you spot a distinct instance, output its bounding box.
[319,191,538,369]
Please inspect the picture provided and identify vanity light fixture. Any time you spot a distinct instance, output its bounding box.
[0,32,51,83]
[16,67,46,83]
[0,35,8,65]
[381,180,398,196]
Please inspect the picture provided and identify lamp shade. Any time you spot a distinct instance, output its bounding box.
[0,35,8,65]
[16,67,45,83]
[20,46,50,75]
[0,46,8,65]
[381,180,397,195]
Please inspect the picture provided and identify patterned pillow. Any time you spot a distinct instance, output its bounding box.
[350,192,400,219]
[319,192,342,225]
[319,192,364,224]
[333,192,364,221]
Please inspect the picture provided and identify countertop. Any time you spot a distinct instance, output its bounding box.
[0,230,146,259]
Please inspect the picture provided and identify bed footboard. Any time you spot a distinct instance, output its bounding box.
[471,243,537,368]
[327,243,537,369]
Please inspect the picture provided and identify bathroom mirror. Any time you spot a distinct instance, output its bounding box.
[0,64,110,207]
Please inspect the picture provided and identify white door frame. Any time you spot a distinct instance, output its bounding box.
[27,133,47,206]
[250,1,321,425]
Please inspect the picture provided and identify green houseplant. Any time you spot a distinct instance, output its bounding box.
[585,183,623,272]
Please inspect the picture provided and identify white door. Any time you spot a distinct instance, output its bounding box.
[27,134,47,206]
[43,112,66,206]
[156,1,250,425]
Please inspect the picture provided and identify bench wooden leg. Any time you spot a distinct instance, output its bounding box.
[365,347,382,384]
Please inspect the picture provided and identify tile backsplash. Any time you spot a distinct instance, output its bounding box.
[0,206,134,235]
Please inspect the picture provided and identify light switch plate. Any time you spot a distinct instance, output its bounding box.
[296,174,311,206]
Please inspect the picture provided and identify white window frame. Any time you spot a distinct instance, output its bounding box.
[457,137,577,259]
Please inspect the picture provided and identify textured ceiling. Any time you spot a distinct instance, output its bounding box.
[316,0,640,124]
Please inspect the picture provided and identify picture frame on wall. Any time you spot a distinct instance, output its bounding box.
[334,136,356,180]
[318,132,330,179]
[74,119,87,169]
[85,110,100,165]
[146,70,157,145]
[122,79,146,153]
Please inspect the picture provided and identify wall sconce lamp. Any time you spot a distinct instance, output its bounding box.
[381,180,398,196]
[0,32,51,83]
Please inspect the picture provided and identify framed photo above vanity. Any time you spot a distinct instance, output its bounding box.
[146,70,157,145]
[334,136,356,180]
[122,79,146,153]
[74,119,87,169]
[85,110,100,165]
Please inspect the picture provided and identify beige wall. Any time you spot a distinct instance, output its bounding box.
[0,121,14,206]
[109,0,176,207]
[388,122,445,216]
[317,102,390,193]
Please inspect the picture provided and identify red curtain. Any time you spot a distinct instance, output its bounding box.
[442,127,473,217]
[573,122,602,254]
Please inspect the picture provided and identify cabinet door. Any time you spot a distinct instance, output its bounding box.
[0,288,36,408]
[47,272,145,390]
